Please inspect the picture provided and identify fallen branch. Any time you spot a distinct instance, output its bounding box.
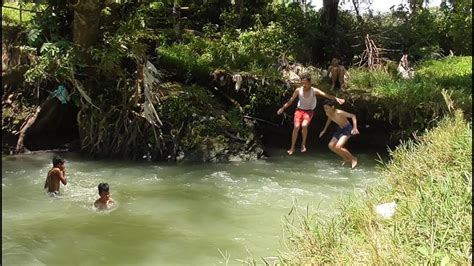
[15,106,41,154]
[243,115,279,127]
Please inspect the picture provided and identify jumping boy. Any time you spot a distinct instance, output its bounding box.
[277,72,345,155]
[94,183,116,210]
[44,155,67,195]
[319,99,359,168]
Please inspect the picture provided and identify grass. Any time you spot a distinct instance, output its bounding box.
[1,2,43,24]
[278,110,472,264]
[416,56,472,92]
[342,56,472,129]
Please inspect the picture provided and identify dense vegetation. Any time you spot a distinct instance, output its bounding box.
[279,110,471,264]
[2,0,472,160]
[2,1,472,263]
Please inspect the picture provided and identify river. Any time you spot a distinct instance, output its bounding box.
[2,149,384,265]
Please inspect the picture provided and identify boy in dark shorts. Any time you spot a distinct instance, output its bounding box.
[319,99,359,168]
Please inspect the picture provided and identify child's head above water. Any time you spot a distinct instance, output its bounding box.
[98,183,111,201]
[98,183,109,194]
[52,155,65,167]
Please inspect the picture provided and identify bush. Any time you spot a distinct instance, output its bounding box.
[416,56,472,91]
[346,56,472,127]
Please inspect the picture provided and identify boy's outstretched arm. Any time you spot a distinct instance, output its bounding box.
[277,88,299,115]
[319,117,332,138]
[314,88,345,105]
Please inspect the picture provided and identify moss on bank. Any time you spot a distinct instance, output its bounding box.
[279,110,471,264]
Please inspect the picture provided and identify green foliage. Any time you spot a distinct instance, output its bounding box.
[438,0,472,55]
[347,56,472,129]
[1,2,39,25]
[416,56,472,91]
[24,41,80,84]
[158,44,213,83]
[159,85,213,127]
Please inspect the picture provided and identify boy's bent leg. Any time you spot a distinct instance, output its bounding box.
[338,66,346,89]
[328,138,350,160]
[335,135,357,168]
[330,68,339,89]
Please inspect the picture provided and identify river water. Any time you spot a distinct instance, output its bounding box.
[2,149,383,265]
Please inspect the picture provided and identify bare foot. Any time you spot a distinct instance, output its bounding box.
[287,149,294,155]
[301,146,307,153]
[351,158,358,169]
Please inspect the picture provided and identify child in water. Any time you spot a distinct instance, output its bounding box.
[44,155,67,196]
[94,183,116,210]
[319,99,359,168]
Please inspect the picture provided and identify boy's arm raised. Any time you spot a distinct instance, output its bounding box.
[314,88,345,104]
[53,169,67,185]
[277,88,299,115]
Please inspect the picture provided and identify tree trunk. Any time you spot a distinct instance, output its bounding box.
[71,0,101,49]
[408,0,424,14]
[234,0,243,28]
[322,0,339,27]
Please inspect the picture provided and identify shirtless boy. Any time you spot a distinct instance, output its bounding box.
[319,99,360,168]
[94,183,116,210]
[44,155,67,195]
[277,72,345,155]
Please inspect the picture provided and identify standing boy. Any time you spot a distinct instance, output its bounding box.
[44,155,67,195]
[277,72,345,155]
[319,99,359,168]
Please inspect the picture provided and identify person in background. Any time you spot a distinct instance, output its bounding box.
[327,57,348,90]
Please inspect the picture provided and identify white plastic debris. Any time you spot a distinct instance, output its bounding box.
[232,74,242,91]
[375,201,397,219]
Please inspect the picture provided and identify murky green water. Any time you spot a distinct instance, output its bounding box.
[2,149,383,265]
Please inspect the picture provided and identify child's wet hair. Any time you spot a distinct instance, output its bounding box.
[98,183,110,194]
[52,155,65,166]
[323,99,337,107]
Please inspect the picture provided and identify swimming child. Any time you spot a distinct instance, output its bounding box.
[94,183,116,210]
[319,99,360,168]
[44,155,67,196]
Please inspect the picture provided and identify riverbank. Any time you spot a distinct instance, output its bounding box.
[3,56,471,160]
[278,110,471,264]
